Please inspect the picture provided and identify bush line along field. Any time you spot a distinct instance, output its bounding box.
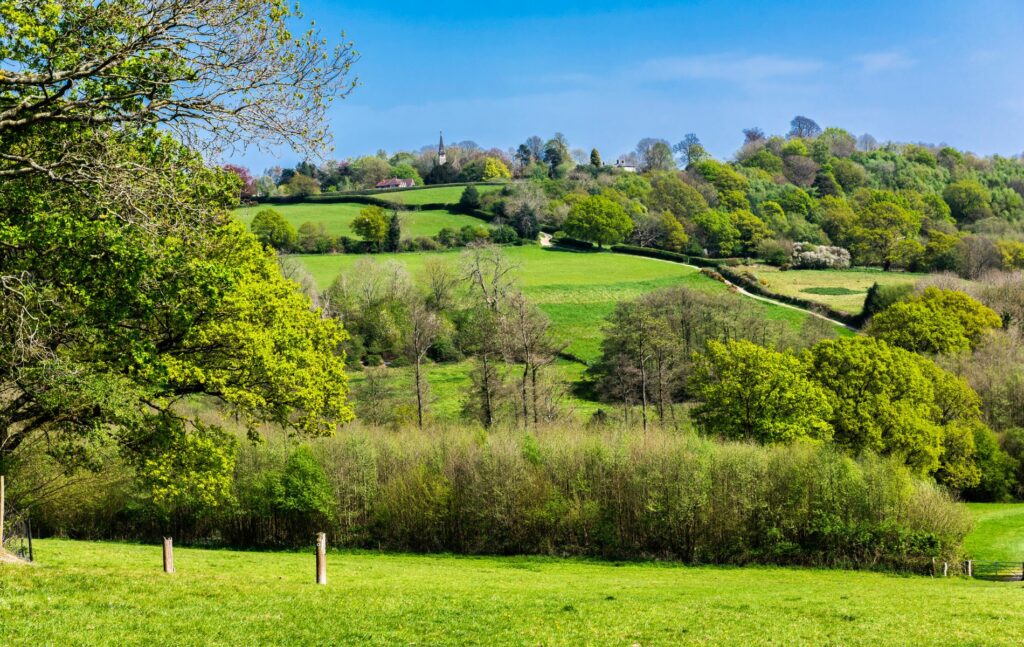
[233,201,485,240]
[4,539,1024,647]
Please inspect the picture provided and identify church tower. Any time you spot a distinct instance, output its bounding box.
[437,131,447,166]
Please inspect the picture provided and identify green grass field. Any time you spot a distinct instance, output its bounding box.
[367,183,505,206]
[735,264,923,315]
[233,202,486,240]
[300,246,821,363]
[3,539,1024,646]
[966,503,1024,562]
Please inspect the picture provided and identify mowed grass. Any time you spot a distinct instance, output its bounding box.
[735,264,924,315]
[299,246,822,363]
[233,202,486,240]
[367,183,505,206]
[966,503,1024,562]
[3,539,1024,646]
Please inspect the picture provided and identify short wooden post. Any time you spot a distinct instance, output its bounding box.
[967,560,972,578]
[943,562,949,577]
[162,537,175,574]
[315,532,327,585]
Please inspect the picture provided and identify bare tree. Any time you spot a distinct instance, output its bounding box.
[423,258,460,312]
[461,244,520,312]
[404,297,445,429]
[500,293,564,426]
[0,0,359,177]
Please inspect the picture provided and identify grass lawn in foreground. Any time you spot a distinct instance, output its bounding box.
[367,183,505,206]
[2,539,1023,646]
[233,202,486,240]
[299,246,825,363]
[735,264,924,315]
[966,503,1024,562]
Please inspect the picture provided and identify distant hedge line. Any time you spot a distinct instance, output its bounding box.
[610,244,741,269]
[256,182,507,211]
[24,429,970,572]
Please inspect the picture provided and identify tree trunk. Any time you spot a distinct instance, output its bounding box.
[481,355,493,428]
[414,356,424,429]
[521,364,529,428]
[531,367,540,427]
[0,473,5,550]
[640,359,649,433]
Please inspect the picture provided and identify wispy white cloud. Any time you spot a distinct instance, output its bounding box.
[635,54,824,84]
[853,51,915,74]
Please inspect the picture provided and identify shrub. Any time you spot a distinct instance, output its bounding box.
[24,428,972,570]
[791,242,851,269]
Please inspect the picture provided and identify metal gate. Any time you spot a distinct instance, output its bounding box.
[970,561,1023,582]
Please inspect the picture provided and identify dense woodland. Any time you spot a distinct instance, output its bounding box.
[243,116,1024,280]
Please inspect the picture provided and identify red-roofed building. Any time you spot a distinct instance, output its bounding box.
[375,177,416,189]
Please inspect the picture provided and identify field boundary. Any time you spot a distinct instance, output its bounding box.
[610,245,860,331]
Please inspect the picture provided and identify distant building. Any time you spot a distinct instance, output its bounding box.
[437,131,447,165]
[375,177,416,189]
[615,157,637,172]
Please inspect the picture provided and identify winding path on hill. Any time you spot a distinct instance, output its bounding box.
[610,249,860,332]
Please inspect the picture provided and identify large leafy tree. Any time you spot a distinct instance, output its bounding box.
[563,195,633,248]
[803,337,984,483]
[690,339,833,443]
[869,288,1003,355]
[0,0,358,543]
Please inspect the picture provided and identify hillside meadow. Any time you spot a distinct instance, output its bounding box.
[299,245,833,363]
[366,183,505,206]
[966,503,1024,562]
[734,264,925,315]
[2,539,1024,646]
[233,202,485,240]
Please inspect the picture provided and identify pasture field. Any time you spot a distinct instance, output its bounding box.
[966,503,1024,562]
[367,183,505,206]
[734,264,924,315]
[299,246,824,363]
[3,539,1024,646]
[347,356,598,420]
[233,202,485,240]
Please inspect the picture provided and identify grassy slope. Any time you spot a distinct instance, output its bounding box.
[300,246,821,363]
[966,503,1024,562]
[735,264,923,315]
[368,183,504,206]
[233,203,485,240]
[3,539,1024,646]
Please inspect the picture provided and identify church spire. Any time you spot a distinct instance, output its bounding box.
[437,131,447,166]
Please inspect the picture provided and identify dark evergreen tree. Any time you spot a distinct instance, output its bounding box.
[385,212,402,252]
[459,184,482,212]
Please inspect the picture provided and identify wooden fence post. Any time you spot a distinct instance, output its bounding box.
[315,532,327,585]
[943,562,948,577]
[967,560,972,578]
[162,537,175,574]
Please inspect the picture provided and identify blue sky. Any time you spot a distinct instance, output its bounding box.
[233,0,1024,170]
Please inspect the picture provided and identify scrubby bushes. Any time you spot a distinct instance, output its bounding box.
[790,242,852,269]
[23,428,970,571]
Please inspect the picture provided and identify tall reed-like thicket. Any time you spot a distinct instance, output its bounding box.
[23,426,971,571]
